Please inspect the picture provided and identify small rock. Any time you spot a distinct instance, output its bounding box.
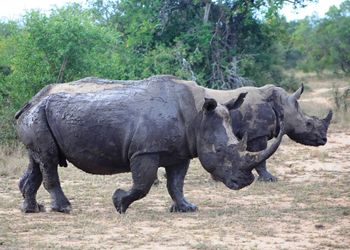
[315,224,325,229]
[342,210,349,216]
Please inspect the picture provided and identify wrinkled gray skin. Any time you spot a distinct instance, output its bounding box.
[206,84,333,182]
[16,76,284,214]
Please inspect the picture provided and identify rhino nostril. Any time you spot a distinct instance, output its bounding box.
[230,179,239,189]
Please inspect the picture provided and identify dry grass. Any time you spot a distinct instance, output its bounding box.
[297,73,350,129]
[0,75,349,249]
[1,129,349,249]
[0,145,27,178]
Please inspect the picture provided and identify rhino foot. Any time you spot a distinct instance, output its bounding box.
[112,189,128,214]
[257,173,278,182]
[170,201,198,213]
[51,205,71,213]
[21,201,46,213]
[51,203,72,213]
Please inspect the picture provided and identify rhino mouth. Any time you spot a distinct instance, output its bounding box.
[225,179,240,190]
[301,136,327,146]
[287,131,328,146]
[224,172,255,190]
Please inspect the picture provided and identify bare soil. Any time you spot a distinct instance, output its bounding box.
[0,76,349,250]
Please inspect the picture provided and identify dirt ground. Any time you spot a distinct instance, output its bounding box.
[0,75,349,250]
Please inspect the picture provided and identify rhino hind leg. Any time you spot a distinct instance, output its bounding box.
[166,160,197,213]
[19,155,45,213]
[112,154,159,214]
[247,137,278,182]
[18,104,70,213]
[40,160,71,213]
[29,133,71,212]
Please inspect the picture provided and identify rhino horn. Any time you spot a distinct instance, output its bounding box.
[241,121,285,171]
[323,110,333,126]
[291,83,304,100]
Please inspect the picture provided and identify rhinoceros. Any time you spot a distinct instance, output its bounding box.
[16,75,284,214]
[205,83,332,181]
[38,76,330,182]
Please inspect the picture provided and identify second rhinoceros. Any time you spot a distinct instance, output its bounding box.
[205,83,332,181]
[16,75,283,214]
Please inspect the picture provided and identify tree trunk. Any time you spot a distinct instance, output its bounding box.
[203,2,211,23]
[57,57,68,83]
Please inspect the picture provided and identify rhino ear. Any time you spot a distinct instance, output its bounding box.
[291,83,304,100]
[225,92,247,110]
[203,98,217,112]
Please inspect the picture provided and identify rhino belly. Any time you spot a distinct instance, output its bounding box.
[52,125,131,174]
[45,100,133,175]
[55,125,130,174]
[65,153,130,175]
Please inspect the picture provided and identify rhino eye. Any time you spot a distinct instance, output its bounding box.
[306,121,313,128]
[215,146,225,153]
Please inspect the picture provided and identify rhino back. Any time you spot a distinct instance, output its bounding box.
[205,87,277,141]
[45,79,197,174]
[230,102,277,140]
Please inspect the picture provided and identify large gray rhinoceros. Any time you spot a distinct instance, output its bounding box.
[15,75,283,214]
[205,83,332,181]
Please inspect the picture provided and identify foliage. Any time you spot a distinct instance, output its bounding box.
[289,0,350,74]
[0,4,118,142]
[332,84,350,112]
[0,0,341,144]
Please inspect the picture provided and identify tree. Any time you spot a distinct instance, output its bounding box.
[0,4,118,142]
[0,0,320,143]
[289,0,350,74]
[316,1,350,74]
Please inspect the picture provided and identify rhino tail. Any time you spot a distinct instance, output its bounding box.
[15,84,55,120]
[15,102,31,120]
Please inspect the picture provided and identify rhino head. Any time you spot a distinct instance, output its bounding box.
[196,93,284,190]
[283,84,333,146]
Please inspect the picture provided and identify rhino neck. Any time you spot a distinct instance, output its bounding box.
[170,78,206,159]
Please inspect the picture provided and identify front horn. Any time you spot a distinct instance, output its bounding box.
[323,110,333,126]
[291,83,304,100]
[241,121,285,171]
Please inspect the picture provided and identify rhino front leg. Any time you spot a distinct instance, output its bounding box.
[112,154,159,214]
[248,137,278,182]
[255,161,277,182]
[19,155,45,213]
[166,160,198,212]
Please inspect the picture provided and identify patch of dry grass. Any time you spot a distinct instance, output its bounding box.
[1,75,349,249]
[297,73,350,130]
[0,145,27,178]
[0,136,349,250]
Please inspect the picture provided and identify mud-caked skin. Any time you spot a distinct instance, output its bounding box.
[16,76,284,214]
[206,84,333,182]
